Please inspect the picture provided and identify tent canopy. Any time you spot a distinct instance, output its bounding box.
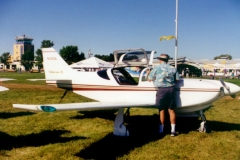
[70,57,113,68]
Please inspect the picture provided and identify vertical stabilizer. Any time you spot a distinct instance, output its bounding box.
[42,48,74,80]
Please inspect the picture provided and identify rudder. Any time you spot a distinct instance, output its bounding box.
[42,48,74,80]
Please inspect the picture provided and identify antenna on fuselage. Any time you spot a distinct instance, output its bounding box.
[88,48,93,58]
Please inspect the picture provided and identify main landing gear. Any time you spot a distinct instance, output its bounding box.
[113,108,130,136]
[197,110,208,133]
[113,108,209,136]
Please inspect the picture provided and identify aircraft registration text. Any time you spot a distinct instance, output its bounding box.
[49,70,63,74]
[47,57,57,60]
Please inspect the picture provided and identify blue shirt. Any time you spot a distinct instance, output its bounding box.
[148,62,179,87]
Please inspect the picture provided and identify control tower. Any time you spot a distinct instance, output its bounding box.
[12,35,34,62]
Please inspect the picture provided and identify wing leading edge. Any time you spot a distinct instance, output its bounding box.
[13,102,154,112]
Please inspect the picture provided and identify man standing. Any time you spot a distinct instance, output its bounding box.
[148,53,179,137]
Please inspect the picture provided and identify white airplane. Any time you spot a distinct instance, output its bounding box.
[0,78,14,91]
[13,48,240,136]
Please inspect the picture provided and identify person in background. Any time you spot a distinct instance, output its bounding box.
[181,69,185,78]
[236,70,240,79]
[148,53,179,137]
[185,68,190,78]
[201,68,204,76]
[231,70,235,79]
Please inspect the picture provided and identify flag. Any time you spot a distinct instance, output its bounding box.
[160,36,175,41]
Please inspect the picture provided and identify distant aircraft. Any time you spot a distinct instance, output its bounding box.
[0,78,14,91]
[13,48,240,136]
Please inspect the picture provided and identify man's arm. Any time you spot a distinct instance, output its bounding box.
[146,69,152,82]
[148,68,156,82]
[176,72,180,81]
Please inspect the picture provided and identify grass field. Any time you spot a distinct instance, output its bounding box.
[0,72,240,160]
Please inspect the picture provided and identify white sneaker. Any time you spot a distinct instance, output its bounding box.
[170,132,177,137]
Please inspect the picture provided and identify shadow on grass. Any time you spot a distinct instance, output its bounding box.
[0,130,87,150]
[0,111,35,119]
[71,110,118,121]
[208,120,240,132]
[75,115,240,159]
[176,117,201,133]
[76,133,163,159]
[75,114,162,159]
[176,118,240,133]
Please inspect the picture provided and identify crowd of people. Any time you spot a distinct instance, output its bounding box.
[201,68,240,79]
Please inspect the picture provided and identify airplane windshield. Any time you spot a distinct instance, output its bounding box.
[112,68,138,85]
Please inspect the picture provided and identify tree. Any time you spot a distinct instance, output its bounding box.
[21,50,34,72]
[60,46,82,65]
[109,53,114,62]
[94,53,114,62]
[0,52,11,71]
[35,40,54,72]
[35,49,43,72]
[214,54,232,60]
[41,40,54,48]
[79,52,86,61]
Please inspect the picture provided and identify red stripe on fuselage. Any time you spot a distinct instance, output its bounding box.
[46,82,222,92]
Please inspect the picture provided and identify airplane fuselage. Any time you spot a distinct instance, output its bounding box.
[45,67,238,113]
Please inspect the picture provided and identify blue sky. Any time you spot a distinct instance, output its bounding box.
[0,0,239,60]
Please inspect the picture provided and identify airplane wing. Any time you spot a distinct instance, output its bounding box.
[0,86,9,92]
[0,78,13,92]
[13,102,154,112]
[0,78,15,82]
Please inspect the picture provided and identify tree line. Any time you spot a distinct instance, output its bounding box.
[0,40,114,72]
[213,54,232,60]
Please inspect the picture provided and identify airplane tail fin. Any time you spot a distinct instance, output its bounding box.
[42,48,74,80]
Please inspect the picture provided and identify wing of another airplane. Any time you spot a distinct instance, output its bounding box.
[13,102,154,112]
[0,86,9,92]
[0,78,15,82]
[0,78,14,91]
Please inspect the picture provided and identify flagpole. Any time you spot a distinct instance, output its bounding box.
[175,0,178,68]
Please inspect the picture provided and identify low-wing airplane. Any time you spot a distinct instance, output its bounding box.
[13,48,240,136]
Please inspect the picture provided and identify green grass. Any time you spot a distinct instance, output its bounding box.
[0,72,240,159]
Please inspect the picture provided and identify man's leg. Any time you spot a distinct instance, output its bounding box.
[168,109,176,136]
[168,109,176,124]
[159,109,165,133]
